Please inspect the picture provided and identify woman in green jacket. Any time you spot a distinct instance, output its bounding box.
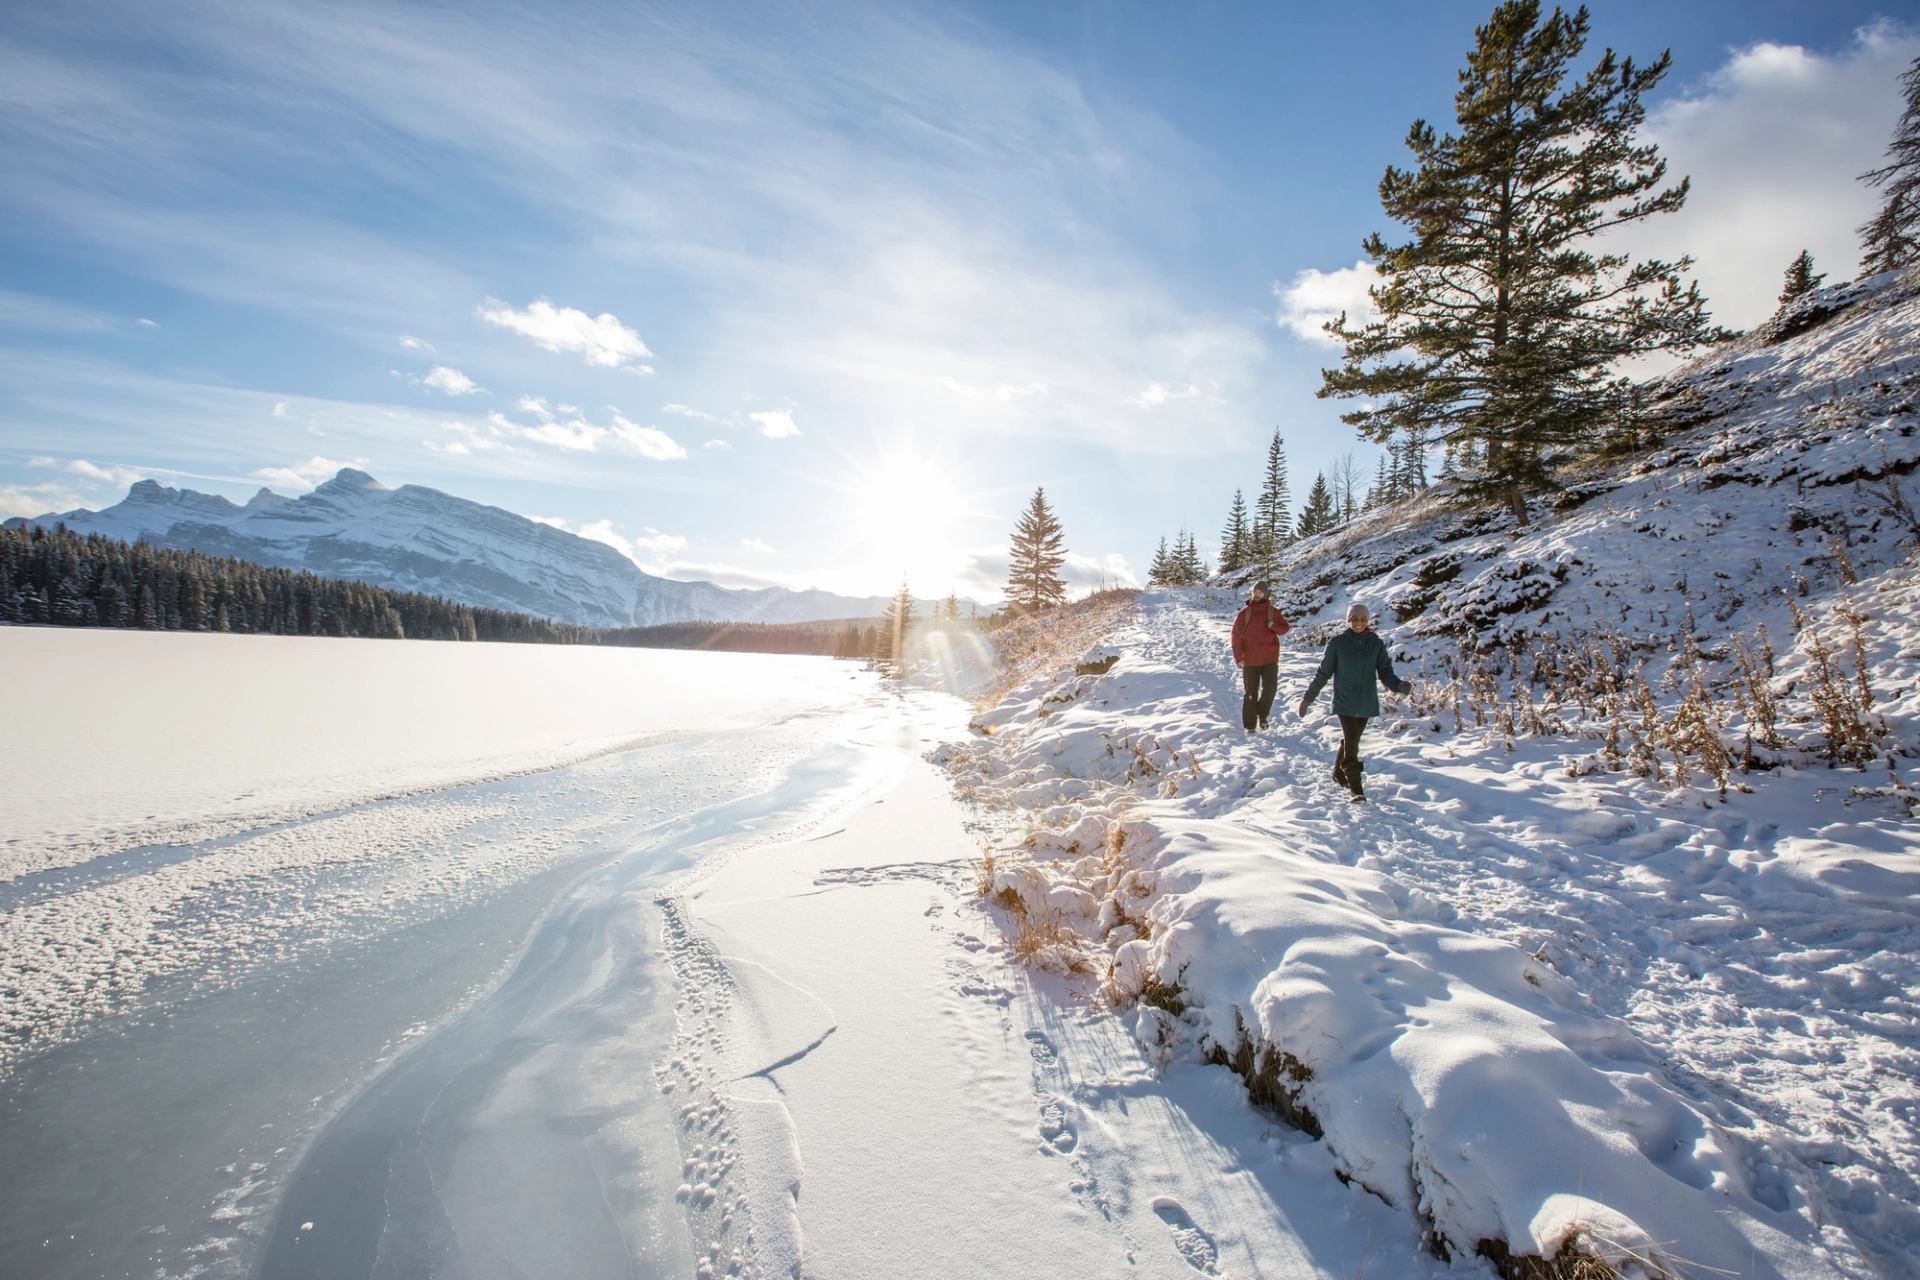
[1298,604,1410,801]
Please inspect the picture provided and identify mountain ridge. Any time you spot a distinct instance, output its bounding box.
[6,469,895,628]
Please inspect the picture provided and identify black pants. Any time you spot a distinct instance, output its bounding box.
[1337,714,1367,778]
[1241,662,1277,729]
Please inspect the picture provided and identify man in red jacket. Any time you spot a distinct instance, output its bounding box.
[1230,581,1291,731]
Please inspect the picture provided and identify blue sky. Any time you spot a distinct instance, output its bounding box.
[2,1,1914,601]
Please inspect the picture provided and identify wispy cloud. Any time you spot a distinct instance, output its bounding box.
[29,455,147,489]
[529,514,690,572]
[663,402,725,423]
[479,298,654,371]
[461,408,686,459]
[399,334,435,352]
[1128,381,1203,410]
[423,365,482,395]
[0,289,121,334]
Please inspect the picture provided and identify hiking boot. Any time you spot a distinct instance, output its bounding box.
[1257,716,1269,731]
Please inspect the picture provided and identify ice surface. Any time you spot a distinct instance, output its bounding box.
[0,628,860,877]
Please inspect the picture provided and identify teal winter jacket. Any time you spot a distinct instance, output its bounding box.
[1300,628,1409,718]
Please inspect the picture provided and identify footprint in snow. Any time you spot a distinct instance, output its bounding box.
[1024,1029,1059,1069]
[1151,1197,1220,1275]
[1036,1094,1078,1154]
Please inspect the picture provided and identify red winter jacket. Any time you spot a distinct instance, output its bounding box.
[1231,599,1291,666]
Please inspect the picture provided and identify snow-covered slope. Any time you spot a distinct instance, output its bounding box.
[936,271,1920,1278]
[6,468,889,627]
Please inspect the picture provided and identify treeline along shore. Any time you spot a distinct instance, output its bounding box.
[0,523,881,657]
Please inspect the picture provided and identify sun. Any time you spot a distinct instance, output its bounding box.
[841,448,976,598]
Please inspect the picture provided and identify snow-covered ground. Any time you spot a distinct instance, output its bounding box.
[932,270,1920,1280]
[941,590,1918,1277]
[11,630,1476,1280]
[661,689,1456,1280]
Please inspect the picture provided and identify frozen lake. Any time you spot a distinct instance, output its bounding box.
[0,631,880,1279]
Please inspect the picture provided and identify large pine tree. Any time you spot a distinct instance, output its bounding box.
[1006,487,1067,613]
[1320,1,1715,523]
[1218,490,1251,573]
[1861,56,1920,276]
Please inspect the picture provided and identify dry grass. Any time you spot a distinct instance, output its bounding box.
[980,589,1139,706]
[1202,1016,1322,1139]
[1403,595,1887,787]
[1473,1236,1622,1280]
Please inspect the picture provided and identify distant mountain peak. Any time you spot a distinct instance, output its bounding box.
[15,469,891,627]
[316,468,387,494]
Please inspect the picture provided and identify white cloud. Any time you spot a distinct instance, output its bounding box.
[527,515,688,570]
[704,438,734,450]
[399,334,434,352]
[251,454,366,491]
[609,413,688,461]
[272,401,289,417]
[478,297,654,370]
[0,481,92,518]
[1620,22,1920,332]
[933,376,1050,403]
[135,317,158,328]
[663,402,726,423]
[515,394,553,420]
[749,408,801,439]
[29,456,146,489]
[1128,381,1203,410]
[423,364,482,395]
[459,408,685,459]
[1273,260,1380,347]
[740,537,775,554]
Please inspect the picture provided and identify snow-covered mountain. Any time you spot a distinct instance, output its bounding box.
[6,468,890,627]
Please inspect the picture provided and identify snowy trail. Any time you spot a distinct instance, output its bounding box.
[664,690,1451,1280]
[1038,589,1916,1274]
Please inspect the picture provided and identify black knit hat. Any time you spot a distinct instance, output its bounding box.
[1252,581,1270,594]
